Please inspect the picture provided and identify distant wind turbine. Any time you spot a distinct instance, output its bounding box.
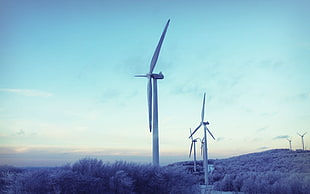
[189,92,215,185]
[135,19,170,166]
[189,128,201,172]
[297,132,307,150]
[287,138,292,150]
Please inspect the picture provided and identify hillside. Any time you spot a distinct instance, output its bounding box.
[1,149,309,193]
[213,149,310,173]
[170,149,310,193]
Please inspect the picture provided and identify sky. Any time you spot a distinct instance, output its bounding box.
[1,0,310,167]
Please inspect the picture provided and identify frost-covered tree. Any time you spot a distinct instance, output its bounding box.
[209,149,310,193]
[109,170,133,194]
[3,158,200,193]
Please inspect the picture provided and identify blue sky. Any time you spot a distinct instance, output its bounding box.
[1,0,310,166]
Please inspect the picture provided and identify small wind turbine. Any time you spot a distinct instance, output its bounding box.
[189,128,201,172]
[135,19,170,166]
[297,132,307,150]
[287,138,292,150]
[189,92,215,185]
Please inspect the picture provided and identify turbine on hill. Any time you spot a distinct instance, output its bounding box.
[297,132,307,150]
[189,128,201,172]
[189,92,215,185]
[135,19,170,166]
[287,138,292,150]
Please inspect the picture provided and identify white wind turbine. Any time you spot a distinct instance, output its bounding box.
[135,19,170,166]
[287,138,292,150]
[189,128,201,172]
[189,92,215,185]
[297,132,307,150]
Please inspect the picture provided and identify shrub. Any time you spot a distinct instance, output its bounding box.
[0,165,24,193]
[3,158,199,193]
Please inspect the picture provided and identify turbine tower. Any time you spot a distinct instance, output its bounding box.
[297,132,307,150]
[189,92,215,185]
[200,137,205,170]
[200,137,205,157]
[135,19,170,166]
[189,128,201,172]
[287,138,292,150]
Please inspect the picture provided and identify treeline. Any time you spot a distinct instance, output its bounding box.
[2,149,310,193]
[0,158,199,194]
[209,149,310,193]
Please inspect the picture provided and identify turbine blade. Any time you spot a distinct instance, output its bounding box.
[201,93,206,122]
[206,126,216,140]
[135,75,148,77]
[303,132,307,136]
[297,132,302,137]
[189,123,202,138]
[147,78,152,132]
[189,128,193,140]
[189,142,193,158]
[149,19,170,74]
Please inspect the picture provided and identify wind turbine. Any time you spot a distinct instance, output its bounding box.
[135,19,170,166]
[189,128,201,172]
[189,92,215,185]
[297,132,307,150]
[287,138,292,150]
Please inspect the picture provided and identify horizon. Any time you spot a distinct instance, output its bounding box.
[0,148,307,168]
[1,0,310,167]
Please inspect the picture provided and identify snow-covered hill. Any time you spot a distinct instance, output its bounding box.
[169,149,310,193]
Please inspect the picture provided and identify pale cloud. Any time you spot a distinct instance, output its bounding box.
[0,88,52,97]
[256,126,268,133]
[216,137,224,142]
[100,88,120,103]
[16,129,25,136]
[257,147,269,150]
[298,92,310,100]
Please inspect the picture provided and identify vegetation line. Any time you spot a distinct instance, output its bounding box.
[1,149,309,193]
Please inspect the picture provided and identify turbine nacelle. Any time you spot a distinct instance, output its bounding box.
[135,72,164,79]
[151,72,164,79]
[203,121,210,125]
